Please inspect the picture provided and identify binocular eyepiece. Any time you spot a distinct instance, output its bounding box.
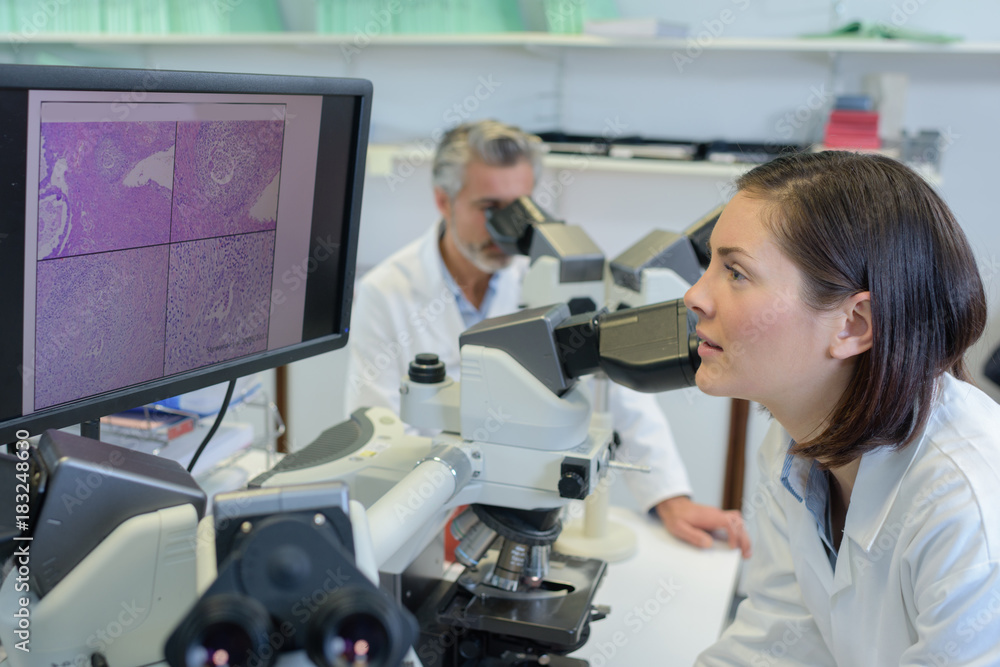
[170,585,409,667]
[165,485,418,667]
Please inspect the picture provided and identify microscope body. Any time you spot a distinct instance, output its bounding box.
[252,295,700,665]
[254,334,617,571]
[0,430,205,667]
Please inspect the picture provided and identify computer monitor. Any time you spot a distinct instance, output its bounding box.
[0,64,372,443]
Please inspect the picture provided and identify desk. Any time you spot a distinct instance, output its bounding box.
[569,507,742,666]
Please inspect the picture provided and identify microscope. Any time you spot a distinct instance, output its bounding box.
[0,429,418,667]
[482,197,720,564]
[253,296,701,666]
[248,199,719,666]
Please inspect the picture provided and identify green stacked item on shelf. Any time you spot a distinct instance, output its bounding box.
[134,0,171,34]
[10,0,101,32]
[0,4,12,33]
[224,0,285,32]
[168,0,220,33]
[316,0,528,35]
[103,0,138,34]
[541,0,618,34]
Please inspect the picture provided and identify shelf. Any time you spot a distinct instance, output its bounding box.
[542,153,756,178]
[367,143,941,185]
[3,32,1000,55]
[367,142,757,179]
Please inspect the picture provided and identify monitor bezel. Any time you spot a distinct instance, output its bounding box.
[0,63,372,443]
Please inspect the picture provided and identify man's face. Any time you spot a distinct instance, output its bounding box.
[436,158,535,274]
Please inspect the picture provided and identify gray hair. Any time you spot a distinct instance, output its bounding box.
[432,120,544,200]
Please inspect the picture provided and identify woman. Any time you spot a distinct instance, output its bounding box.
[689,151,1000,666]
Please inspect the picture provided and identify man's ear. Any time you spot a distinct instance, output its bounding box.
[433,187,451,221]
[830,291,873,360]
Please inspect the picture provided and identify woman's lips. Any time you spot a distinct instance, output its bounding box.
[697,331,723,350]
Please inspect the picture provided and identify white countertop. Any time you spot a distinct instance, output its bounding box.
[569,506,743,666]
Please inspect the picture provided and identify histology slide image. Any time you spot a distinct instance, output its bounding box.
[33,114,285,407]
[37,121,176,260]
[34,245,170,409]
[164,231,276,376]
[171,120,284,242]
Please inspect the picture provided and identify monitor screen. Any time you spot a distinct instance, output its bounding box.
[0,64,372,443]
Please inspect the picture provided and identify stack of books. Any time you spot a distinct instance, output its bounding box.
[823,96,881,150]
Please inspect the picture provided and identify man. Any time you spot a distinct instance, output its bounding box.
[345,120,750,557]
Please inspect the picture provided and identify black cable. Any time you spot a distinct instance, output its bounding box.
[186,379,237,474]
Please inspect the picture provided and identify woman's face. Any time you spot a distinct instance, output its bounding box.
[683,192,844,413]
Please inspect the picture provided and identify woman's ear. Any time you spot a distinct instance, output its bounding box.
[830,291,873,360]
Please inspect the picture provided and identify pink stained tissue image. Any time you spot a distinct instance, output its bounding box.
[37,121,176,260]
[164,231,275,375]
[171,120,284,242]
[34,245,170,409]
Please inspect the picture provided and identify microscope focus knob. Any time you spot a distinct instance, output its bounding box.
[558,471,587,500]
[408,353,446,383]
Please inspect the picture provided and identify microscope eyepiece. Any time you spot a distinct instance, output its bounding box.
[167,594,273,667]
[306,585,415,667]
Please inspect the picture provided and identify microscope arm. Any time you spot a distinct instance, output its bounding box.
[366,445,473,568]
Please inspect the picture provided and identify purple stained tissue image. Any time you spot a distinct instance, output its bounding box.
[34,246,169,409]
[164,231,275,375]
[171,120,284,242]
[37,121,176,260]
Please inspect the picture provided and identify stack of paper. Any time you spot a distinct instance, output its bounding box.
[583,18,688,38]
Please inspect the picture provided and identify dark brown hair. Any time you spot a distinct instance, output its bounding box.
[737,151,986,467]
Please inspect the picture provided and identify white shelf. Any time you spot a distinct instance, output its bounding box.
[367,143,941,184]
[3,32,1000,55]
[544,153,756,177]
[368,142,756,179]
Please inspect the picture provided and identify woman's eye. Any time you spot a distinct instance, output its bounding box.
[724,263,746,282]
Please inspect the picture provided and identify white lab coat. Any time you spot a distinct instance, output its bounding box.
[344,221,692,511]
[697,373,1000,666]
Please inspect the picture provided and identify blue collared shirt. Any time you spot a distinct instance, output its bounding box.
[436,221,502,329]
[780,445,839,570]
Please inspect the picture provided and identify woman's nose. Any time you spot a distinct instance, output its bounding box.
[684,275,710,318]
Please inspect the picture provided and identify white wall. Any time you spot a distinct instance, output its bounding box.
[7,0,999,505]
